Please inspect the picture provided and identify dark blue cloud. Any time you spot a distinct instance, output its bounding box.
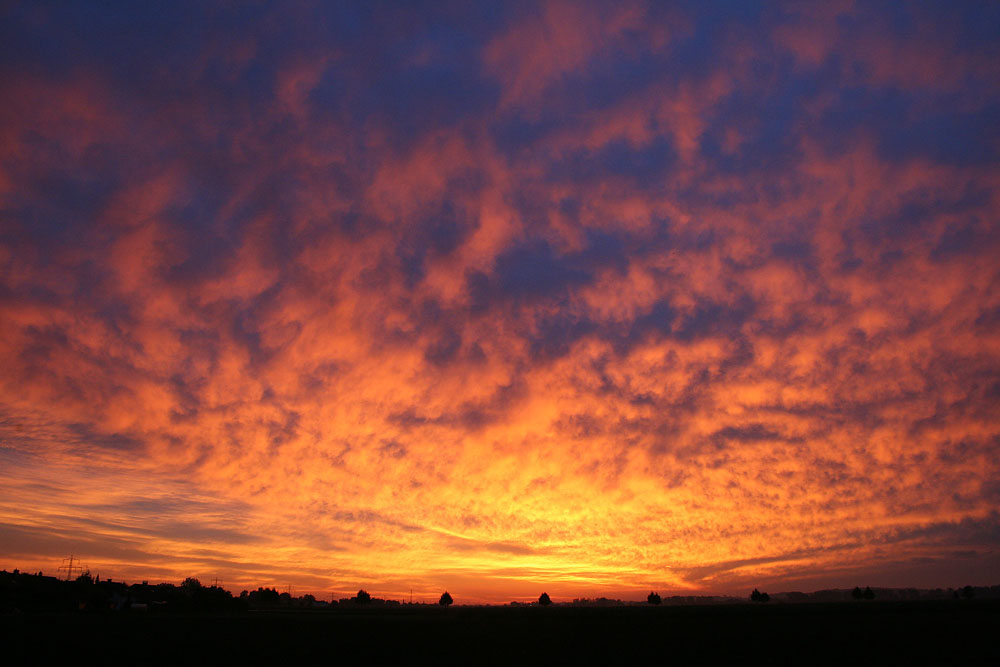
[881,106,1000,166]
[548,137,678,189]
[494,241,592,301]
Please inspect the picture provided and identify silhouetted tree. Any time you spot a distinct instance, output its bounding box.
[852,586,864,600]
[356,589,372,604]
[182,577,202,591]
[863,586,875,600]
[439,591,453,606]
[249,587,280,606]
[961,585,975,600]
[538,592,552,606]
[647,591,661,605]
[750,588,769,603]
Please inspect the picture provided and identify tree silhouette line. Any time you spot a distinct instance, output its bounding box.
[1,568,994,613]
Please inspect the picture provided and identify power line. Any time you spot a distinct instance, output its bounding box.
[58,555,82,581]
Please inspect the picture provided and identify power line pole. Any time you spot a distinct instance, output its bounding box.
[59,555,82,581]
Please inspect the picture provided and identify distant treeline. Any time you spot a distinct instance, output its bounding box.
[1,570,243,613]
[2,568,997,614]
[769,586,997,603]
[0,570,390,613]
[0,570,444,613]
[560,586,998,607]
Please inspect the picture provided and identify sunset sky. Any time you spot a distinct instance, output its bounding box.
[1,2,998,603]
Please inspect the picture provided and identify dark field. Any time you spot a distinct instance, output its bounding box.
[5,601,999,665]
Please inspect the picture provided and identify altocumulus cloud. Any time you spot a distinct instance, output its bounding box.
[0,1,998,600]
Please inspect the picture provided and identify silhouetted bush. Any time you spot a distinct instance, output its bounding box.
[538,592,552,606]
[852,586,864,600]
[647,591,661,605]
[750,589,769,603]
[863,586,875,600]
[439,591,453,606]
[961,585,975,600]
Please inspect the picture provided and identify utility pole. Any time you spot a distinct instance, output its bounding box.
[59,555,82,581]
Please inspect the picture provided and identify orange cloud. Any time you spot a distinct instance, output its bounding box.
[1,2,998,603]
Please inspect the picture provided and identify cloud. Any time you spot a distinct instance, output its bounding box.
[483,1,670,111]
[0,1,997,601]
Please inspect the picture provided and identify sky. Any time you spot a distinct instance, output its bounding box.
[1,1,998,603]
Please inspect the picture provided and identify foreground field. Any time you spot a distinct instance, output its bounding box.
[5,600,998,665]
